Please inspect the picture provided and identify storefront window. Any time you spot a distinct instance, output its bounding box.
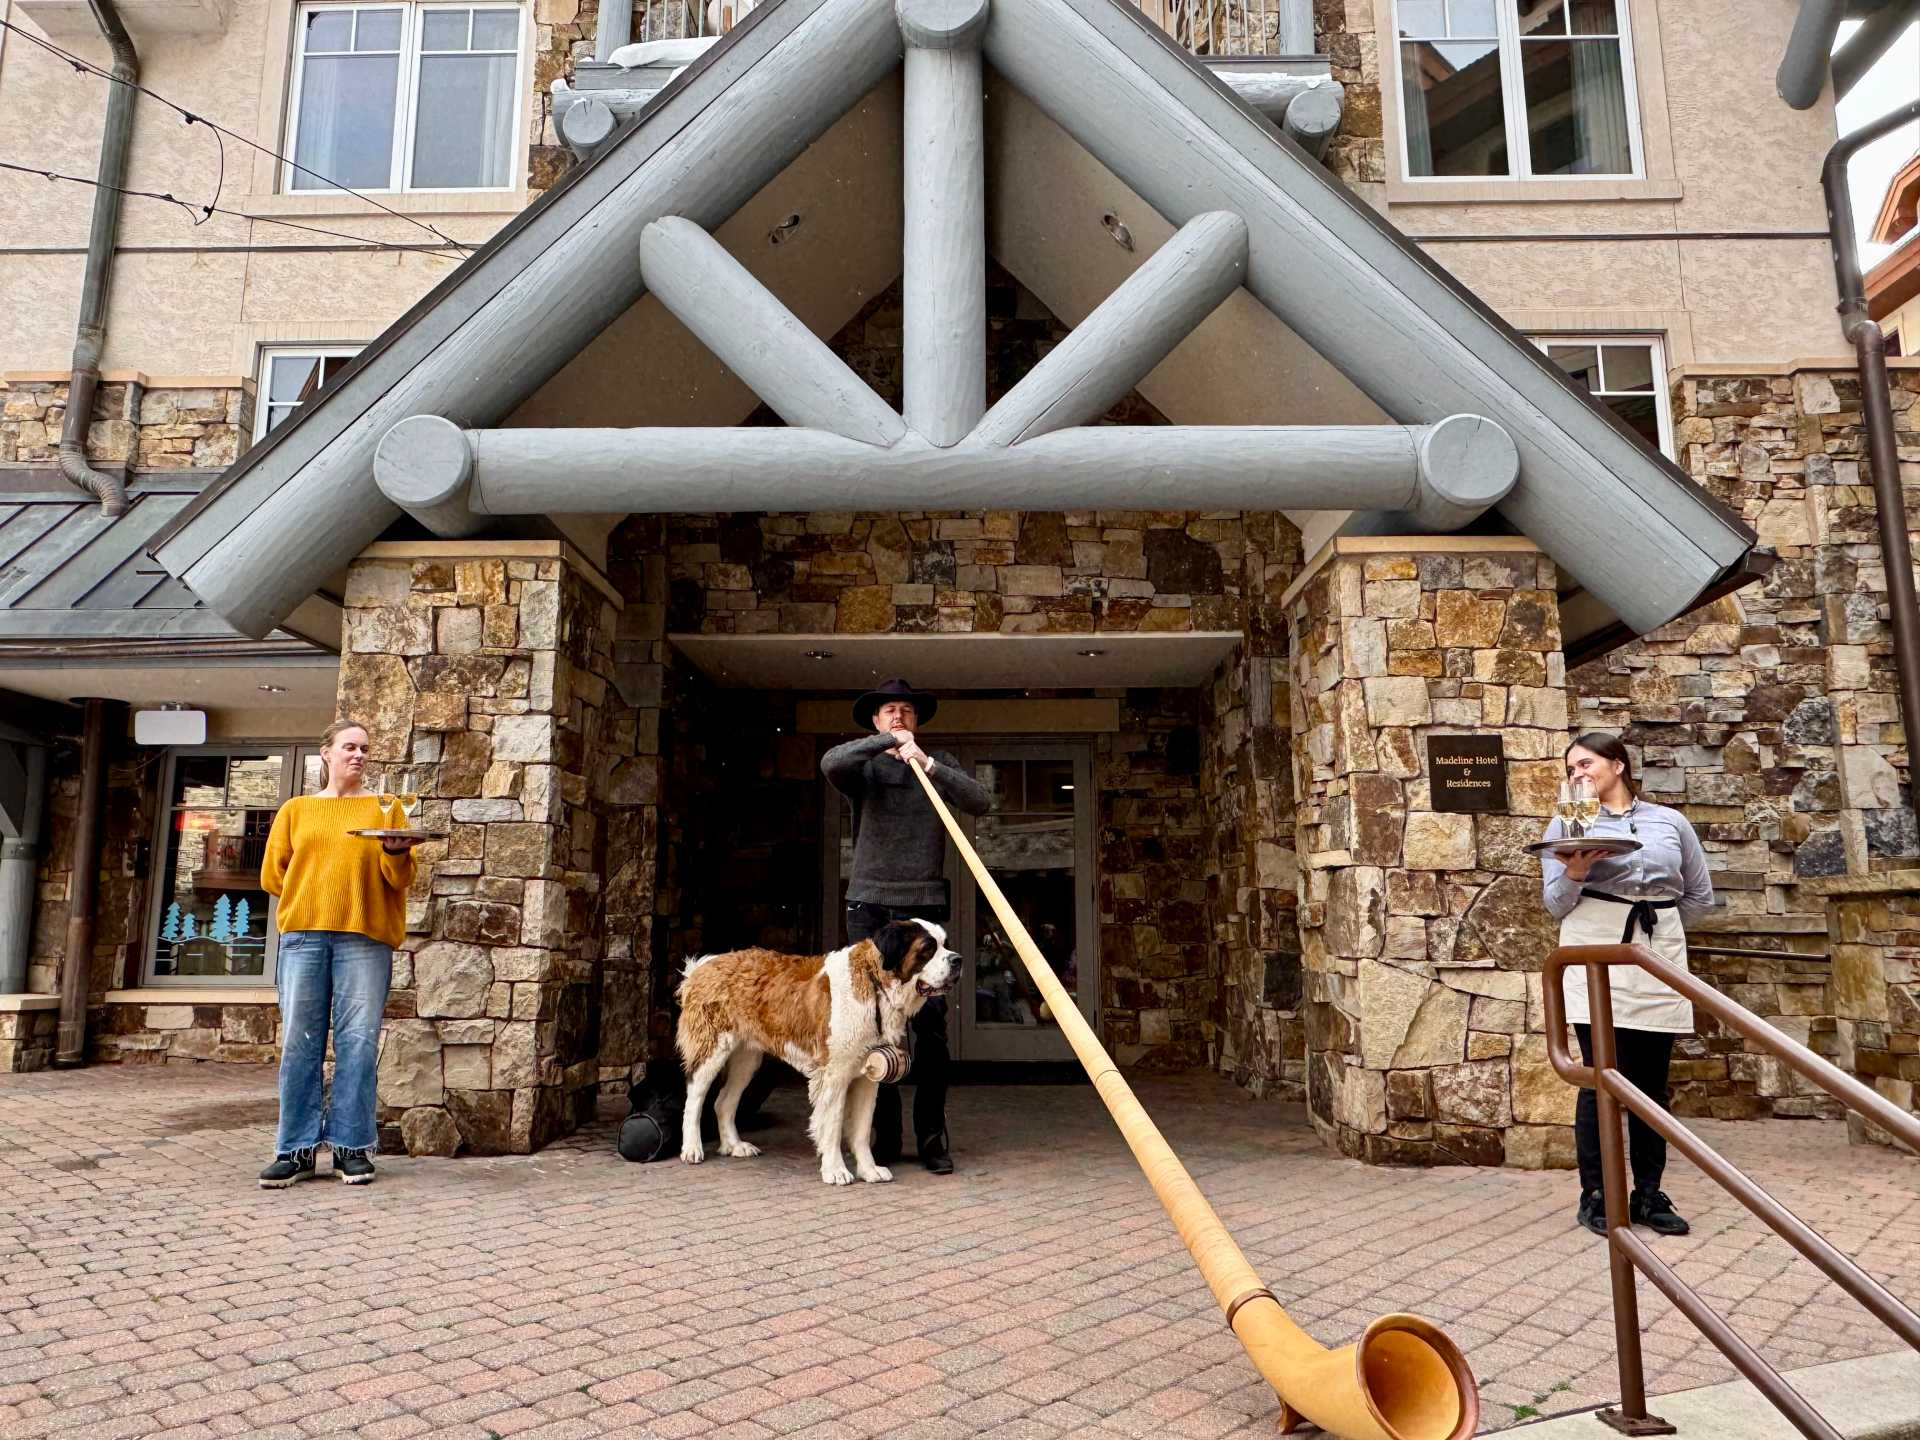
[149,751,288,983]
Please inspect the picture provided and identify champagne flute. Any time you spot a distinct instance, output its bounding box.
[395,792,420,831]
[377,792,400,829]
[1572,775,1600,833]
[1554,780,1580,837]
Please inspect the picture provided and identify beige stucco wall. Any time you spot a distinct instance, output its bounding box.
[0,0,1851,389]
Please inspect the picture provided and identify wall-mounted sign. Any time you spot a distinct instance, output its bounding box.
[1427,734,1507,813]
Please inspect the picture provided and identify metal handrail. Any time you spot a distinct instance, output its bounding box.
[1543,942,1920,1440]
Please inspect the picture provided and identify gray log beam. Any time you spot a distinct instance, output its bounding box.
[638,217,907,445]
[156,0,904,638]
[900,0,989,445]
[1777,0,1845,109]
[394,417,1515,519]
[1280,82,1341,160]
[557,95,620,159]
[375,415,491,537]
[981,0,1751,633]
[969,210,1248,446]
[0,741,47,994]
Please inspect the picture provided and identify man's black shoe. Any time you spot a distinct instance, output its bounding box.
[259,1151,316,1188]
[1631,1187,1690,1236]
[919,1132,954,1175]
[1576,1189,1608,1236]
[333,1148,377,1185]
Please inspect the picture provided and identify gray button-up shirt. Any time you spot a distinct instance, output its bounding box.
[1541,797,1715,924]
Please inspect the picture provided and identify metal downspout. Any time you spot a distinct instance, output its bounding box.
[57,0,138,519]
[54,700,112,1066]
[1823,98,1920,805]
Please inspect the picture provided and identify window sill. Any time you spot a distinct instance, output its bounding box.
[105,988,278,1006]
[243,190,531,220]
[0,994,58,1012]
[1385,177,1684,206]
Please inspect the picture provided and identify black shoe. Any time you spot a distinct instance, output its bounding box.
[259,1150,316,1188]
[1631,1188,1690,1236]
[333,1148,377,1185]
[918,1133,954,1176]
[1576,1189,1608,1236]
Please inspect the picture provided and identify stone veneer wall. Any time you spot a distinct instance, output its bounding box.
[1810,874,1920,1148]
[1314,0,1385,187]
[1,380,250,471]
[1570,362,1920,1119]
[1289,544,1575,1168]
[341,546,624,1156]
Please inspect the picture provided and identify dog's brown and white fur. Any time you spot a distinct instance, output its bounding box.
[675,920,960,1185]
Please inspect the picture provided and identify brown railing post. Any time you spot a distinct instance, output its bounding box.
[1587,963,1675,1437]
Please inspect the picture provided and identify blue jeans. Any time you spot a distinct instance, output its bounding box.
[274,931,392,1156]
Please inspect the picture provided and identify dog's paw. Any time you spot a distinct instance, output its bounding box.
[857,1164,893,1184]
[720,1140,761,1158]
[681,1141,705,1165]
[820,1163,854,1186]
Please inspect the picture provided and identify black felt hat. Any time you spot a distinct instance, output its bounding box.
[852,677,939,730]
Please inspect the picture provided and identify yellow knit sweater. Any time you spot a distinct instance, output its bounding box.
[261,796,417,949]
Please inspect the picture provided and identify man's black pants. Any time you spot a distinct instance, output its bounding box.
[1573,1023,1675,1196]
[847,900,950,1149]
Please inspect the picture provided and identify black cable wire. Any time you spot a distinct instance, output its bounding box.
[0,17,473,254]
[0,159,462,258]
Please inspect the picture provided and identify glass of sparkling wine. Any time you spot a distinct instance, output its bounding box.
[394,792,420,830]
[1572,776,1600,834]
[1555,780,1581,837]
[377,792,400,828]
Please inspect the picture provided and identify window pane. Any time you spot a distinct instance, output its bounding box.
[173,753,229,807]
[1522,37,1632,175]
[292,52,399,189]
[1601,343,1654,392]
[1603,393,1660,450]
[410,53,516,187]
[1448,0,1497,35]
[1569,0,1618,35]
[973,760,1021,812]
[1548,343,1601,391]
[420,8,470,48]
[265,404,297,434]
[1515,0,1565,36]
[971,811,1077,1023]
[1025,758,1075,813]
[228,756,285,808]
[471,8,518,48]
[355,6,403,48]
[268,354,322,403]
[1396,0,1444,36]
[152,809,274,980]
[303,8,353,49]
[1402,39,1510,177]
[320,355,354,384]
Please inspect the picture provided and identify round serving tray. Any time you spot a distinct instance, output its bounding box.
[1524,836,1642,858]
[347,828,450,842]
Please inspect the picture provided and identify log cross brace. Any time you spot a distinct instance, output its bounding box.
[372,0,1518,534]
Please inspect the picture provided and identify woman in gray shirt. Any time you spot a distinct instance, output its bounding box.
[1542,731,1713,1240]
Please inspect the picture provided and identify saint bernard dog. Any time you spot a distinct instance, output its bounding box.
[675,919,959,1185]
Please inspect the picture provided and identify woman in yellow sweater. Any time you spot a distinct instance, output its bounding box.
[258,720,423,1188]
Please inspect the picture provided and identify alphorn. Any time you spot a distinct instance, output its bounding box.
[907,759,1479,1440]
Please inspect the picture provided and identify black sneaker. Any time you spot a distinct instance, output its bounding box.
[918,1132,954,1176]
[1576,1189,1608,1236]
[259,1150,316,1188]
[333,1148,377,1185]
[1631,1188,1690,1236]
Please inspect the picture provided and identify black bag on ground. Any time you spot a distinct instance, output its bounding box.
[617,1079,683,1162]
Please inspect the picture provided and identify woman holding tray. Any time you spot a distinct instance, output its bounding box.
[1541,731,1714,1239]
[257,720,427,1189]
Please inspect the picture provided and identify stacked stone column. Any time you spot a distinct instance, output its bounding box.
[341,542,621,1155]
[1287,542,1576,1167]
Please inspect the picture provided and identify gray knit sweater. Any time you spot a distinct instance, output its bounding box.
[822,733,992,907]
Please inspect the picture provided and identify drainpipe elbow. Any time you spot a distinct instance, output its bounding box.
[57,344,127,519]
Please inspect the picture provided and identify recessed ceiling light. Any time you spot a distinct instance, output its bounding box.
[1077,649,1106,658]
[257,684,287,693]
[802,649,835,660]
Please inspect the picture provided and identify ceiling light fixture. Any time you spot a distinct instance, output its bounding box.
[1077,649,1106,658]
[257,684,288,693]
[802,649,835,660]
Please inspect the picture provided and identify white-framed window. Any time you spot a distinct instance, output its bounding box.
[1531,334,1671,455]
[142,745,323,987]
[254,346,361,440]
[1395,0,1641,180]
[285,2,526,194]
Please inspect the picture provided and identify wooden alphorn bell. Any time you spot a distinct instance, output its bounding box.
[907,759,1478,1440]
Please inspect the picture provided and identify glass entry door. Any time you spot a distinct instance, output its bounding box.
[954,744,1096,1064]
[819,740,1098,1063]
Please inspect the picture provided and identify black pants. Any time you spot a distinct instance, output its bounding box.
[847,900,950,1148]
[1573,1024,1675,1196]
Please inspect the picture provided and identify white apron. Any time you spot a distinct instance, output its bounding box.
[1558,893,1693,1034]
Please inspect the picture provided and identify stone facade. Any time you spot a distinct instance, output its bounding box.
[1314,0,1385,187]
[93,998,281,1067]
[1288,542,1576,1168]
[342,543,624,1156]
[0,380,250,472]
[1807,873,1920,1149]
[0,1004,56,1072]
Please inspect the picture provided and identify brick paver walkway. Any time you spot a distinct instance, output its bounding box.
[1,1066,1915,1439]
